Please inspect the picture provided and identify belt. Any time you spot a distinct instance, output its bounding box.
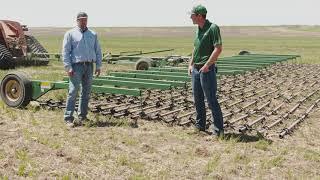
[193,64,205,71]
[76,61,93,65]
[193,64,218,72]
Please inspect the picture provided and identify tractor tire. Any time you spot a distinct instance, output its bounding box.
[0,72,32,108]
[135,58,153,70]
[0,43,15,70]
[238,50,250,55]
[25,35,49,66]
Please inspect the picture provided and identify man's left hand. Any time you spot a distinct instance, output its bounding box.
[199,64,210,73]
[95,69,101,77]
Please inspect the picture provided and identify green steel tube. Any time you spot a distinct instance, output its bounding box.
[130,70,188,76]
[63,77,173,90]
[96,76,186,88]
[31,80,142,100]
[110,72,191,82]
[92,79,172,90]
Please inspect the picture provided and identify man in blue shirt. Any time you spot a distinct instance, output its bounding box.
[62,12,102,127]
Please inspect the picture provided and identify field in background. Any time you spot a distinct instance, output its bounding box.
[0,26,320,179]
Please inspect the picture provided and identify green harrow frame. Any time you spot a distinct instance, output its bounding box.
[0,52,300,108]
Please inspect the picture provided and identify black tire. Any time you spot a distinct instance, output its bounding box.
[0,72,32,108]
[135,58,153,70]
[238,50,250,55]
[25,35,49,66]
[0,43,15,70]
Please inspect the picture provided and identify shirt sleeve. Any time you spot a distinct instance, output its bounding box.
[62,32,72,71]
[94,34,102,70]
[211,25,222,47]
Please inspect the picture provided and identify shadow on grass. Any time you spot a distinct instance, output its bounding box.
[81,118,271,144]
[222,132,273,143]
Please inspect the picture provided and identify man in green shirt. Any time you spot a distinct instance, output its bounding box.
[188,5,224,137]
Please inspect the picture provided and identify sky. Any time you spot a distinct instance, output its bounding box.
[0,0,318,27]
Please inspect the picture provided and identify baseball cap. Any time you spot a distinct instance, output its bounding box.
[190,5,207,15]
[77,12,88,19]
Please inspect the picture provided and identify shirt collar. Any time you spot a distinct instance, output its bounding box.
[76,26,88,33]
[198,19,211,32]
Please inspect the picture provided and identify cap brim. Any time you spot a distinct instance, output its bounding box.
[77,17,88,19]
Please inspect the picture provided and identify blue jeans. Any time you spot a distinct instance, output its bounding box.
[64,63,93,121]
[191,65,224,134]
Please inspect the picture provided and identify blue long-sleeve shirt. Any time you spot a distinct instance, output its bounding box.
[62,27,102,71]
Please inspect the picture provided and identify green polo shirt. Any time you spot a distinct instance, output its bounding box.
[193,20,222,64]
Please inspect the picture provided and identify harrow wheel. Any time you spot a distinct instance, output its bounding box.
[0,72,32,108]
[135,58,153,70]
[238,50,250,55]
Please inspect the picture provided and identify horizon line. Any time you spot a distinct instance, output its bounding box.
[27,24,320,28]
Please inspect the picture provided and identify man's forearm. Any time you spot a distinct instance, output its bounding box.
[62,33,72,71]
[63,60,72,72]
[63,54,72,71]
[96,59,102,70]
[205,46,222,66]
[189,58,194,66]
[95,49,102,70]
[189,49,195,66]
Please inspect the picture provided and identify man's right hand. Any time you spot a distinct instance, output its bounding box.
[67,69,74,77]
[188,65,193,76]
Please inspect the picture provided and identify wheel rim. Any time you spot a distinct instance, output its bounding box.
[137,62,148,70]
[4,79,22,102]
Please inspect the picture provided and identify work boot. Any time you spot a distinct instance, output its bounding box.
[212,131,225,140]
[78,116,88,122]
[73,119,82,127]
[74,116,89,127]
[65,120,75,128]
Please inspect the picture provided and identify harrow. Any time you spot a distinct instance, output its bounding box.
[1,51,318,138]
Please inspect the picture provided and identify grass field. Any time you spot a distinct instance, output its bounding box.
[0,26,320,179]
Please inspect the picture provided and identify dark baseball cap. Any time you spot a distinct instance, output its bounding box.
[190,5,207,15]
[77,12,88,19]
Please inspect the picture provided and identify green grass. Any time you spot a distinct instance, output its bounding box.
[37,36,193,56]
[254,139,271,151]
[234,153,251,165]
[262,156,285,169]
[0,176,9,180]
[36,34,320,64]
[0,150,5,160]
[303,149,320,162]
[116,154,145,173]
[205,154,221,174]
[129,175,149,180]
[15,148,36,177]
[287,25,320,32]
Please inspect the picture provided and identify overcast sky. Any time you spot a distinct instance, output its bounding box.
[0,0,318,27]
